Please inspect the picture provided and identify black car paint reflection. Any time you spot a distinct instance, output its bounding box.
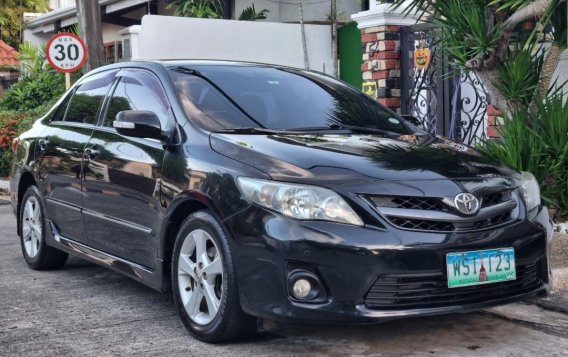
[9,60,552,326]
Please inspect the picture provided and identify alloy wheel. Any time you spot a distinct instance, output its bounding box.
[178,229,224,325]
[22,196,42,258]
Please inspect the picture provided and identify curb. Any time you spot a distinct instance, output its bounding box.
[534,291,568,314]
[0,178,8,195]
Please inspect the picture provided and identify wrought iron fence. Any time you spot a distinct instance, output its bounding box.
[401,25,488,146]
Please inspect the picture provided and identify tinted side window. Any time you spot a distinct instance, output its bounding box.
[64,71,116,125]
[104,70,170,128]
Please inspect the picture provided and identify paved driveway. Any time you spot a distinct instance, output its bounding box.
[1,204,567,356]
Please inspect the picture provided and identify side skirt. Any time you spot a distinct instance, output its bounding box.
[45,219,166,292]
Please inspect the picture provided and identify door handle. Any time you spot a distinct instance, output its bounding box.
[38,138,49,151]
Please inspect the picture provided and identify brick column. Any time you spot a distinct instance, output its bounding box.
[352,3,417,114]
[486,105,503,138]
[361,25,402,113]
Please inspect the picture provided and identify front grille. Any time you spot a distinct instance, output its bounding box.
[481,190,513,208]
[367,189,517,233]
[389,217,454,232]
[370,196,447,211]
[365,259,543,310]
[472,211,512,230]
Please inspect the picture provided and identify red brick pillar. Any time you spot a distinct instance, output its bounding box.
[486,105,502,138]
[360,26,402,113]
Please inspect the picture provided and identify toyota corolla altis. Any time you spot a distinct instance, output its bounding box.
[9,61,552,342]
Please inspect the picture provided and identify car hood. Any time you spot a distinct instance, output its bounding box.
[209,132,517,187]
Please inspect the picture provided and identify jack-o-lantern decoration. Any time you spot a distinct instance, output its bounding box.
[414,46,431,69]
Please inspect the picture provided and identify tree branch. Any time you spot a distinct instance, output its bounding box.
[503,0,553,31]
[465,53,484,69]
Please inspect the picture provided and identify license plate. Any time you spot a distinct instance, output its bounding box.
[446,248,516,288]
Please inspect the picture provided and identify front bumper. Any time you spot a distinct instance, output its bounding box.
[225,204,552,323]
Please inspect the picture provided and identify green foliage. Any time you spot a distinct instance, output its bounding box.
[478,94,568,215]
[433,0,501,67]
[0,149,11,177]
[239,4,269,21]
[494,45,544,108]
[0,70,65,112]
[0,0,50,48]
[18,41,46,78]
[0,102,54,177]
[168,0,223,18]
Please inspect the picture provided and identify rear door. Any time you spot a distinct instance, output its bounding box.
[82,68,173,269]
[36,70,117,242]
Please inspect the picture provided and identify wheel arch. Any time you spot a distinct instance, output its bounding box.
[159,196,218,291]
[16,171,38,236]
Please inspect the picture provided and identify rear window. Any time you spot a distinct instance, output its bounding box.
[170,65,411,134]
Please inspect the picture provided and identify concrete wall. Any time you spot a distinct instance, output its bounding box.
[134,15,333,72]
[233,0,362,23]
[24,23,126,47]
[102,23,126,43]
[49,0,76,10]
[22,29,50,47]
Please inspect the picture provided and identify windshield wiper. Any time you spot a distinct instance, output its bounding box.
[213,127,290,135]
[288,124,399,136]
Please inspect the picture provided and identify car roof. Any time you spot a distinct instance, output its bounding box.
[155,59,285,68]
[86,59,310,77]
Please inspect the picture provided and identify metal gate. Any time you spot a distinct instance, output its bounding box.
[400,25,488,145]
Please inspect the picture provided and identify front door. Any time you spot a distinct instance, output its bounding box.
[82,69,172,269]
[36,70,116,242]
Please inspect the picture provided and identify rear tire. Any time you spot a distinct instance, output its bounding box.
[171,210,257,343]
[19,186,68,270]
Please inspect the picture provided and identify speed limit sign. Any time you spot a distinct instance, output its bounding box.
[46,33,87,73]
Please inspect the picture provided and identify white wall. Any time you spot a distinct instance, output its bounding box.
[552,49,568,98]
[49,0,76,10]
[102,23,126,43]
[234,0,362,22]
[134,15,333,72]
[22,29,51,47]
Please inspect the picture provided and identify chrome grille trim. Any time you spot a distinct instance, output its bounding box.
[379,200,516,223]
[367,189,520,233]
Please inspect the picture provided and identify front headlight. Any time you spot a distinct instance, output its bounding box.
[236,177,364,226]
[520,171,541,212]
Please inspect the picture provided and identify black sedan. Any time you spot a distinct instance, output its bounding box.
[9,60,552,343]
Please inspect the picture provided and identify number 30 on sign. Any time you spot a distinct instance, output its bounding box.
[46,33,87,73]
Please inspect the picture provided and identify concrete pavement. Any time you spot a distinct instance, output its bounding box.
[0,179,9,206]
[1,198,568,356]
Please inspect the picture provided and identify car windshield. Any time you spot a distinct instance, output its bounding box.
[170,64,414,134]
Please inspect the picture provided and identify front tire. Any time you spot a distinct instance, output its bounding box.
[19,186,68,270]
[172,210,256,343]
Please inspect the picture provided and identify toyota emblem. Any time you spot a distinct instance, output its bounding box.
[454,193,480,215]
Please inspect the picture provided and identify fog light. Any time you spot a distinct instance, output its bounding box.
[287,269,327,302]
[292,278,312,299]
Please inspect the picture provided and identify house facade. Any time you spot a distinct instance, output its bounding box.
[24,0,367,63]
[0,41,20,96]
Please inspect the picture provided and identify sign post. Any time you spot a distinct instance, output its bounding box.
[46,33,87,89]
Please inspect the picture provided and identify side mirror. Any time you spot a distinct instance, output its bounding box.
[113,110,166,141]
[401,114,425,130]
